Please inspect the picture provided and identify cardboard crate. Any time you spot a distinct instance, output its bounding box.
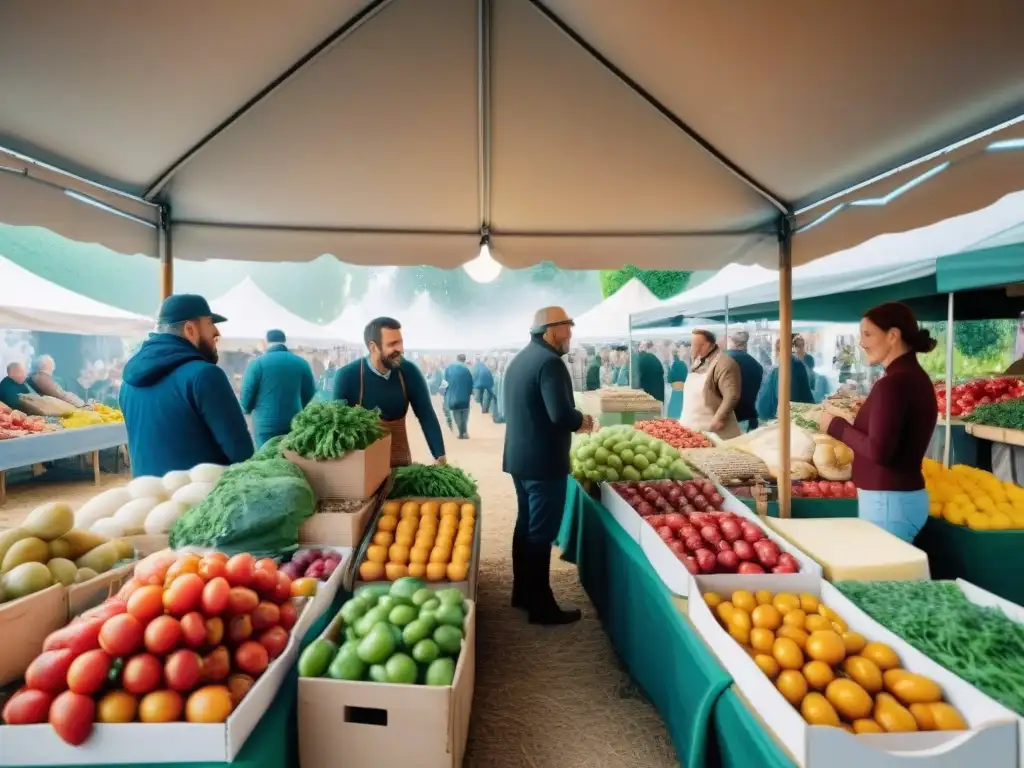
[283,434,391,500]
[298,603,475,768]
[67,560,136,617]
[0,585,68,687]
[299,499,376,548]
[123,534,170,557]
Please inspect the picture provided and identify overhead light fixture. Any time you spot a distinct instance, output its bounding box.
[463,230,502,283]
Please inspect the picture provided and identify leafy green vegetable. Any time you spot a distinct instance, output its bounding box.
[836,580,1024,715]
[253,435,285,461]
[284,402,384,460]
[962,397,1024,430]
[389,463,478,500]
[169,458,316,558]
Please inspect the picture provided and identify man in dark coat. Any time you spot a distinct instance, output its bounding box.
[240,330,316,447]
[120,295,254,477]
[471,357,496,413]
[632,340,666,404]
[503,306,593,625]
[443,354,475,439]
[727,330,765,431]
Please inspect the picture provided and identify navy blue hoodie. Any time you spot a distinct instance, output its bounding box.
[119,334,254,477]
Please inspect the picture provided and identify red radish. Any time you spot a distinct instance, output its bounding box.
[717,550,740,571]
[682,556,700,575]
[716,540,732,553]
[772,563,798,574]
[700,525,722,545]
[742,525,765,544]
[647,515,666,527]
[719,519,742,542]
[684,535,704,552]
[694,549,717,573]
[664,513,687,531]
[732,540,755,561]
[738,562,765,574]
[657,526,674,542]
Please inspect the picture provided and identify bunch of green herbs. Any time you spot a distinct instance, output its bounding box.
[389,463,478,500]
[284,401,384,460]
[962,398,1024,430]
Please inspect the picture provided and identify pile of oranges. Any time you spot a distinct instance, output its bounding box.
[358,500,476,583]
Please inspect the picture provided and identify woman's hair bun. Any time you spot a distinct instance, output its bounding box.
[912,328,937,354]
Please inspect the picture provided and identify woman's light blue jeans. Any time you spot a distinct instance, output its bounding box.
[857,488,930,543]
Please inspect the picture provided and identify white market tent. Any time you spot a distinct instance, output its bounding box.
[633,263,778,327]
[0,256,153,336]
[571,278,663,341]
[211,277,351,346]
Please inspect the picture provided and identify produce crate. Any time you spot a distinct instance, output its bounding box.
[288,546,353,641]
[299,498,377,548]
[123,533,170,557]
[739,498,860,519]
[353,498,481,601]
[298,602,476,768]
[283,433,392,501]
[688,573,1017,768]
[600,482,644,542]
[965,423,1024,447]
[66,559,136,617]
[0,612,305,765]
[0,585,68,687]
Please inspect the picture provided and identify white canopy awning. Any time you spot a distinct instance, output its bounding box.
[1,1,1023,270]
[211,278,351,346]
[571,278,663,341]
[633,263,778,327]
[0,256,153,336]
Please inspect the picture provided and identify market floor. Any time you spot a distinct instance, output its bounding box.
[0,400,678,768]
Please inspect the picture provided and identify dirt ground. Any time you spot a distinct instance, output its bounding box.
[0,400,677,768]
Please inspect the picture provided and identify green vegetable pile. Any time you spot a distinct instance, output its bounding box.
[253,435,285,461]
[962,398,1024,430]
[284,401,384,460]
[836,580,1024,714]
[389,463,478,500]
[169,458,316,559]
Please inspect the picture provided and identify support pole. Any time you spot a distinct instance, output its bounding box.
[943,292,955,467]
[627,314,634,388]
[724,295,730,348]
[159,206,173,301]
[778,219,794,518]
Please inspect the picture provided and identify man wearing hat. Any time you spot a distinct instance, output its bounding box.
[240,330,316,448]
[727,330,764,431]
[120,294,254,477]
[503,307,593,625]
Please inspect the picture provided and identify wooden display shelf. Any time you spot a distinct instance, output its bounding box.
[965,423,1024,447]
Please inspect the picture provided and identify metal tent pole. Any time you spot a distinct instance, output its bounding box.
[724,295,730,348]
[159,206,173,301]
[627,313,634,388]
[778,219,794,518]
[943,293,954,467]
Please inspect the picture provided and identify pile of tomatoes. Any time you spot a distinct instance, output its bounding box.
[634,419,713,449]
[2,550,299,746]
[934,377,1024,418]
[792,480,858,500]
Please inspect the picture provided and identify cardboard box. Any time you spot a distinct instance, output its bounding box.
[688,573,1017,767]
[124,534,170,557]
[67,560,136,617]
[298,603,476,768]
[0,611,305,764]
[283,434,392,500]
[290,546,352,640]
[601,483,643,542]
[299,499,376,548]
[0,585,68,687]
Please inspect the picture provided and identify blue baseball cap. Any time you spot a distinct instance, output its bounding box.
[266,329,286,343]
[157,294,227,325]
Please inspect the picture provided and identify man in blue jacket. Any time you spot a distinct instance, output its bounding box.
[120,295,254,477]
[240,330,316,447]
[472,357,496,414]
[443,354,475,439]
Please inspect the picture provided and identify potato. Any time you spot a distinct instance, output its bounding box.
[1,537,49,573]
[22,502,75,541]
[46,558,79,586]
[75,541,120,574]
[49,529,109,560]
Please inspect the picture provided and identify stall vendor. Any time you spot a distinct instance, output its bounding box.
[120,295,254,477]
[332,317,446,467]
[240,330,316,447]
[29,355,85,408]
[0,362,31,410]
[680,329,742,439]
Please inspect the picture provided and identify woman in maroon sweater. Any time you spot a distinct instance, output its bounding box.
[820,303,937,542]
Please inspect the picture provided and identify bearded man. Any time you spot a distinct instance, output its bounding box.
[119,294,254,476]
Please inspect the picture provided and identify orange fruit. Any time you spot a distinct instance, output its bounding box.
[377,515,398,532]
[384,563,408,581]
[396,518,418,536]
[185,685,233,723]
[452,544,472,564]
[366,545,387,564]
[410,546,430,565]
[446,562,468,581]
[394,531,414,548]
[459,518,475,532]
[388,544,410,565]
[408,562,427,578]
[455,530,474,547]
[426,562,447,582]
[97,690,138,723]
[440,502,459,517]
[429,546,451,565]
[382,501,401,515]
[359,561,385,581]
[400,502,420,517]
[372,531,394,548]
[460,503,476,519]
[420,501,440,517]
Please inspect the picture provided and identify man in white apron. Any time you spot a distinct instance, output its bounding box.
[680,329,742,440]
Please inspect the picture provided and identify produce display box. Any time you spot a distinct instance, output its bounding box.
[291,546,353,640]
[66,560,136,617]
[965,424,1024,447]
[298,602,476,768]
[826,578,1024,768]
[299,498,377,548]
[0,610,305,765]
[123,533,170,557]
[284,433,391,501]
[601,482,643,542]
[354,498,482,601]
[0,585,68,687]
[629,482,821,597]
[687,573,1017,768]
[739,498,860,519]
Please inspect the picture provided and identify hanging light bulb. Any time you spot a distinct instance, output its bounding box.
[463,233,502,283]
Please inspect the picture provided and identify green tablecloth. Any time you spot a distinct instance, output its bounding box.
[557,480,794,768]
[740,498,859,518]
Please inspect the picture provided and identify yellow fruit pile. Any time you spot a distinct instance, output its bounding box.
[358,500,476,583]
[923,458,1024,529]
[706,589,966,733]
[91,403,124,423]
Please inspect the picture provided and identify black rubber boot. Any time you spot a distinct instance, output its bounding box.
[526,548,581,626]
[510,537,527,610]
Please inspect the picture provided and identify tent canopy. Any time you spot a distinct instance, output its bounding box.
[633,263,777,327]
[638,191,1024,325]
[211,278,351,346]
[2,1,1024,271]
[571,278,662,341]
[0,256,153,336]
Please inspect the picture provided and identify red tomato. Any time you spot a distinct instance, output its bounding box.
[76,600,126,625]
[99,614,144,657]
[251,601,280,631]
[127,585,166,624]
[163,573,205,616]
[164,554,201,586]
[144,615,182,655]
[251,568,277,597]
[2,688,53,724]
[197,556,227,582]
[234,641,269,678]
[66,649,112,695]
[43,618,103,656]
[224,554,256,587]
[278,601,298,630]
[227,587,259,615]
[123,654,163,695]
[179,612,208,649]
[138,690,184,723]
[205,616,225,647]
[273,572,293,604]
[257,627,289,659]
[255,558,278,576]
[227,614,253,644]
[201,646,231,683]
[201,577,231,616]
[164,650,203,693]
[26,649,74,694]
[49,691,95,746]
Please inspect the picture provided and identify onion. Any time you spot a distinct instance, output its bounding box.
[701,481,717,496]
[683,484,699,500]
[692,495,709,510]
[709,493,725,507]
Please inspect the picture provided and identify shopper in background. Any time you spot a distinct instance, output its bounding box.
[821,302,938,542]
[665,343,688,420]
[120,294,254,477]
[632,340,666,407]
[28,355,85,408]
[443,354,475,439]
[727,331,763,431]
[0,362,31,410]
[240,330,316,448]
[472,356,496,413]
[680,329,742,439]
[756,336,814,421]
[503,307,591,625]
[585,345,602,391]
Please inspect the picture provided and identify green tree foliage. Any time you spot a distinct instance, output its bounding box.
[599,265,692,300]
[952,319,1014,359]
[918,320,1016,381]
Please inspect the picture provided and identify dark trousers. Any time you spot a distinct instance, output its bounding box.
[478,387,494,413]
[511,475,568,549]
[451,408,469,438]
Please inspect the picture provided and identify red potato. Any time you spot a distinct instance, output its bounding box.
[647,515,666,528]
[773,563,798,574]
[683,535,704,552]
[694,548,717,573]
[637,502,655,517]
[668,540,686,557]
[657,526,675,542]
[742,525,765,544]
[664,513,687,531]
[716,550,740,571]
[732,540,755,561]
[700,525,722,545]
[719,519,742,542]
[678,524,697,539]
[715,540,732,553]
[737,562,765,574]
[682,556,700,575]
[777,552,799,571]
